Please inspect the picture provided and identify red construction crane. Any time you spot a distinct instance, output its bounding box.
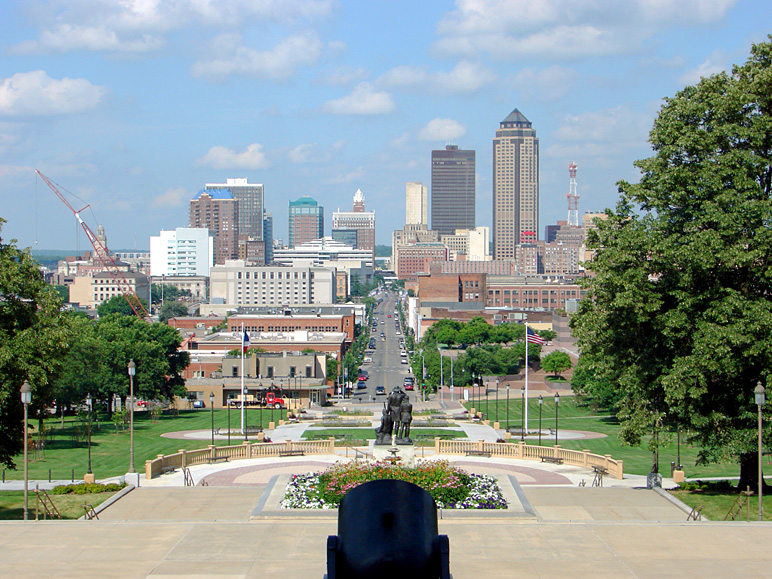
[36,170,151,321]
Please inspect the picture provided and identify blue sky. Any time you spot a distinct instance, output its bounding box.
[0,0,769,251]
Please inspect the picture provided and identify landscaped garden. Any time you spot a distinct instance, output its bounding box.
[281,460,507,510]
[462,396,747,479]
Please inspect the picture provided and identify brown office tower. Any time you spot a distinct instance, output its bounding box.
[189,190,239,265]
[431,145,476,236]
[493,109,539,259]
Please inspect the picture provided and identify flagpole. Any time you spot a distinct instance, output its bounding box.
[524,321,529,435]
[241,322,245,434]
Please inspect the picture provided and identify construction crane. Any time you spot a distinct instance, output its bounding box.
[36,170,151,321]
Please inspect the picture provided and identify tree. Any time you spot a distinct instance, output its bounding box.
[0,220,71,468]
[541,351,572,378]
[570,37,772,488]
[159,301,188,323]
[97,294,148,317]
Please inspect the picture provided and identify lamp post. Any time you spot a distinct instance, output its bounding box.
[755,381,766,521]
[554,393,560,446]
[227,394,232,446]
[86,393,93,476]
[520,385,525,442]
[127,360,136,474]
[209,392,215,446]
[538,395,543,446]
[506,384,510,431]
[495,377,499,425]
[21,381,31,521]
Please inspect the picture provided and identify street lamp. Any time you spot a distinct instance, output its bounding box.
[86,393,93,476]
[127,360,136,474]
[506,384,510,431]
[520,385,525,441]
[227,392,231,446]
[554,393,560,446]
[495,377,499,425]
[209,392,215,445]
[21,381,31,521]
[538,395,543,446]
[755,381,766,521]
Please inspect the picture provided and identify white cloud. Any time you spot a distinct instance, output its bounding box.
[512,66,578,102]
[329,167,366,184]
[12,0,334,54]
[152,187,188,208]
[679,52,729,85]
[434,0,738,59]
[322,83,395,115]
[378,61,496,93]
[0,164,33,178]
[323,66,370,86]
[0,71,108,117]
[417,118,467,141]
[551,106,653,151]
[191,33,323,81]
[196,143,271,170]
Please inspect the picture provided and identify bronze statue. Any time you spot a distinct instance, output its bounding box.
[374,404,393,445]
[396,398,413,442]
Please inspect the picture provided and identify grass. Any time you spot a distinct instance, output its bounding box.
[464,397,746,478]
[4,407,285,482]
[0,490,119,520]
[305,428,466,446]
[670,482,772,521]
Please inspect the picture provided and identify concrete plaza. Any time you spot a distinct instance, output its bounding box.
[2,452,772,578]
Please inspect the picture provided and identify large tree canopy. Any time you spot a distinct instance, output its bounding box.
[0,220,71,468]
[570,38,772,485]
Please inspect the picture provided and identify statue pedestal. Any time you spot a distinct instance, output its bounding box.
[372,444,416,468]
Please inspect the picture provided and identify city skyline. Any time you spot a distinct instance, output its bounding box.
[0,1,768,250]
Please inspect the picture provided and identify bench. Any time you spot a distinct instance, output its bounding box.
[161,466,177,474]
[208,456,229,464]
[280,450,305,457]
[465,450,491,457]
[244,426,263,434]
[540,455,563,464]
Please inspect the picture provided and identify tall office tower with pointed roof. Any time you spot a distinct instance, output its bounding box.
[332,189,376,260]
[431,145,476,236]
[492,108,539,259]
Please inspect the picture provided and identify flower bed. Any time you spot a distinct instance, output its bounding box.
[281,460,507,510]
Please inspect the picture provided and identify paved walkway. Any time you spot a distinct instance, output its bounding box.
[2,481,770,578]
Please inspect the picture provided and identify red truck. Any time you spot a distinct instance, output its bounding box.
[229,391,287,408]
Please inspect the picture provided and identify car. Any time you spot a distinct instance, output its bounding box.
[401,359,408,364]
[400,351,407,357]
[387,315,391,318]
[357,381,367,390]
[358,375,367,382]
[381,320,385,324]
[396,331,401,335]
[192,399,205,408]
[404,382,414,391]
[380,332,385,337]
[364,357,373,364]
[375,386,386,395]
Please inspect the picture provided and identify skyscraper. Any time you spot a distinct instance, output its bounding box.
[332,189,375,260]
[189,190,239,265]
[205,178,264,240]
[492,108,539,259]
[405,182,428,225]
[431,145,476,236]
[288,196,324,248]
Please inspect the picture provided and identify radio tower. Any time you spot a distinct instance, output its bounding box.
[567,162,579,227]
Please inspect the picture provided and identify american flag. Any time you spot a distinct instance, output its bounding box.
[526,326,545,345]
[243,330,250,354]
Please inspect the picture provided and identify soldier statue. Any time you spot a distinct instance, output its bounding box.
[374,404,393,445]
[396,398,413,443]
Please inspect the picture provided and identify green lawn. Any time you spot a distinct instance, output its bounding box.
[0,490,119,520]
[464,397,745,478]
[670,484,772,521]
[5,407,283,482]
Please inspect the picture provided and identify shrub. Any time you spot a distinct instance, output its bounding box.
[52,482,126,495]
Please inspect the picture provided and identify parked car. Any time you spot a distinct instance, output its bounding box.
[401,359,408,364]
[357,381,367,390]
[192,399,205,408]
[375,385,386,395]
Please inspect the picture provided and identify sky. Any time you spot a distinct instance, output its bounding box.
[0,0,769,252]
